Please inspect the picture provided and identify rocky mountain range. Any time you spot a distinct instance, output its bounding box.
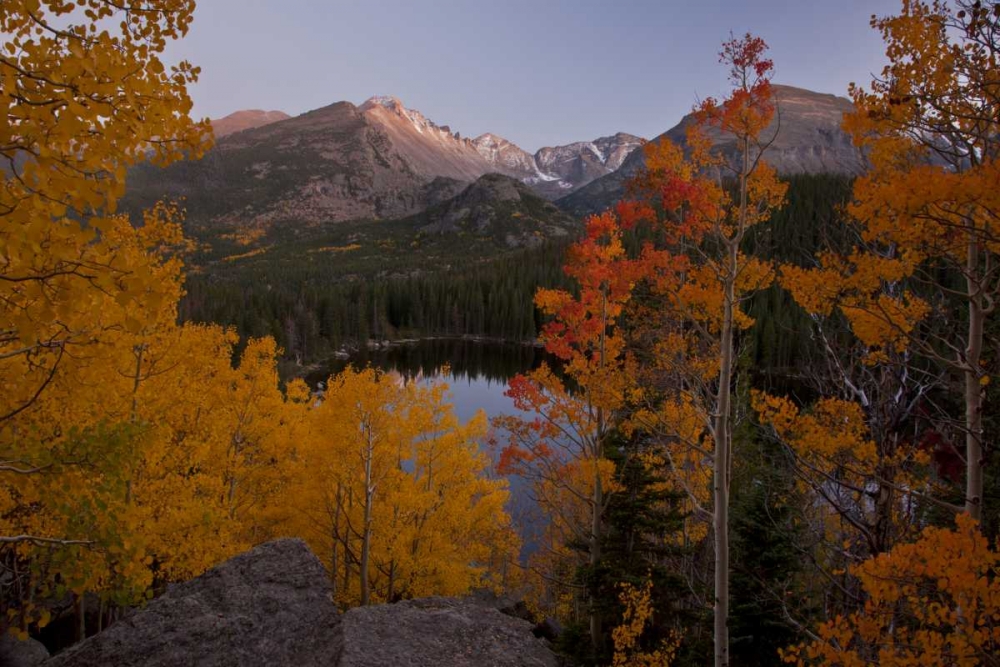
[124,96,641,233]
[471,131,643,198]
[125,98,467,229]
[559,85,864,216]
[124,85,863,240]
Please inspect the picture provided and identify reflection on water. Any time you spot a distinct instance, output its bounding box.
[306,338,560,425]
[307,337,554,388]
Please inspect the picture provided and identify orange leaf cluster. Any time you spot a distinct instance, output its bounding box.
[785,514,1000,666]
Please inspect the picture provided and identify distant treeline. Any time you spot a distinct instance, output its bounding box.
[181,240,575,362]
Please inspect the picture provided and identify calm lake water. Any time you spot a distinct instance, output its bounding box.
[305,337,556,424]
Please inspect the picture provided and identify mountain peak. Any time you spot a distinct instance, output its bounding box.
[355,102,640,197]
[359,94,451,139]
[139,94,649,231]
[211,109,290,138]
[472,132,503,145]
[771,83,851,100]
[360,95,406,112]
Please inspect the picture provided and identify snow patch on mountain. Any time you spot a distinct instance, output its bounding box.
[360,95,644,197]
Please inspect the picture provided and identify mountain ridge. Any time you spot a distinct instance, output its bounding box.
[558,84,863,216]
[208,97,643,197]
[128,85,862,236]
[124,95,643,233]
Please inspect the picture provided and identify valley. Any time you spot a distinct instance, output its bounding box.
[131,85,864,366]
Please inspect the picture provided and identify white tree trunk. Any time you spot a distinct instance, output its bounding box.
[965,235,985,520]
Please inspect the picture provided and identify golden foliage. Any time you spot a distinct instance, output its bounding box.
[782,0,999,364]
[1,0,210,374]
[0,0,517,633]
[2,1,213,621]
[785,514,1000,666]
[753,390,932,558]
[623,34,787,548]
[284,367,517,606]
[612,576,679,667]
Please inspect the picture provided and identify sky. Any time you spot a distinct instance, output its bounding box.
[165,0,902,152]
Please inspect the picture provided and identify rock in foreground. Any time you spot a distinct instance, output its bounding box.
[40,539,558,666]
[0,633,50,666]
[340,597,559,667]
[43,539,341,667]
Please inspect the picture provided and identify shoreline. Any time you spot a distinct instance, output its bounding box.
[280,334,546,380]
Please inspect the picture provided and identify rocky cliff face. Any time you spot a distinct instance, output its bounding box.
[358,96,500,182]
[559,85,864,217]
[339,598,559,667]
[40,540,557,667]
[471,133,540,179]
[347,97,643,198]
[533,132,644,195]
[472,131,645,197]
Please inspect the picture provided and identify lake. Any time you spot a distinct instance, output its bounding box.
[305,337,556,424]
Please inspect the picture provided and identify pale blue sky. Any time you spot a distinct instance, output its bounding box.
[167,0,901,151]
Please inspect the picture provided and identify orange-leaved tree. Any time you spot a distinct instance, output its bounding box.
[779,0,1000,521]
[752,387,937,626]
[493,210,643,652]
[0,204,195,634]
[0,0,216,636]
[623,33,787,667]
[1,0,210,425]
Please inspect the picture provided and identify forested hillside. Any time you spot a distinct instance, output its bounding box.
[183,241,572,361]
[179,173,578,361]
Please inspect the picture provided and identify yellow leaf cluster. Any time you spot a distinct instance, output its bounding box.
[282,367,517,606]
[753,390,932,560]
[612,576,679,667]
[1,0,210,369]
